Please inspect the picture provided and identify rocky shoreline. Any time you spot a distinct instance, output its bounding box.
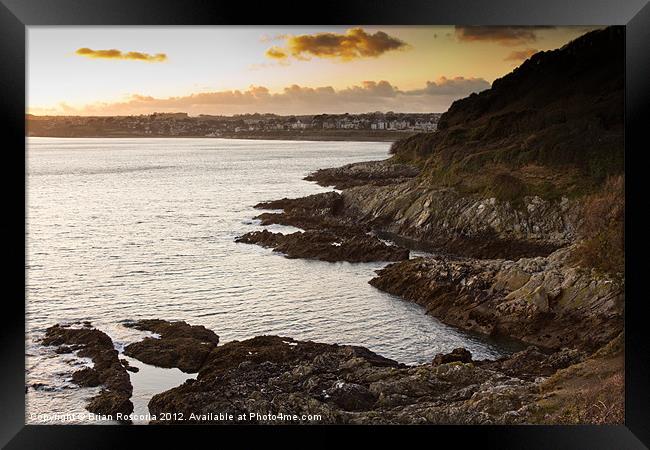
[40,322,134,420]
[39,319,622,424]
[235,191,411,263]
[228,147,623,423]
[236,157,623,349]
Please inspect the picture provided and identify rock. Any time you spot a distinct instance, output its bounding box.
[324,382,378,411]
[478,346,586,381]
[432,348,473,366]
[72,367,101,387]
[86,390,133,418]
[120,358,139,373]
[369,247,623,352]
[123,319,219,373]
[124,319,220,344]
[41,322,133,418]
[54,345,73,354]
[145,329,536,425]
[236,229,409,263]
[342,182,573,260]
[304,160,420,190]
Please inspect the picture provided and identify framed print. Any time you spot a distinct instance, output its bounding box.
[1,0,648,447]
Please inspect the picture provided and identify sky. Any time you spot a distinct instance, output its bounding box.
[27,26,597,116]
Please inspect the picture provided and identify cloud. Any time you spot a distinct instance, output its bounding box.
[75,47,167,62]
[266,28,409,61]
[407,76,491,96]
[33,77,490,116]
[265,46,288,60]
[504,48,538,62]
[454,26,554,46]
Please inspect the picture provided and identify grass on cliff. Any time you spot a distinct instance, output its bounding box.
[532,333,624,425]
[572,175,624,275]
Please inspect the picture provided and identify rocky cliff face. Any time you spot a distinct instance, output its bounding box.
[342,180,579,259]
[369,247,623,352]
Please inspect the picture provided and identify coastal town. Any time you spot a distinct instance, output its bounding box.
[26,112,441,140]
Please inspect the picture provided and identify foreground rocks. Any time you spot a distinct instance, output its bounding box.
[369,247,623,352]
[148,333,538,424]
[123,319,220,373]
[40,319,622,425]
[142,320,617,424]
[41,322,133,419]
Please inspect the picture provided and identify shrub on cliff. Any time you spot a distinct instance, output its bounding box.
[574,175,624,274]
[486,173,528,204]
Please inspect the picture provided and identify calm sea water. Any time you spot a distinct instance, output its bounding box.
[26,137,515,423]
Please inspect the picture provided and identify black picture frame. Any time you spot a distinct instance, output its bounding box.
[1,0,648,447]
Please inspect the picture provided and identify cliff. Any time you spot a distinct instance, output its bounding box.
[390,26,623,199]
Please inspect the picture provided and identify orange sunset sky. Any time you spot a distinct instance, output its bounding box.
[27,26,599,116]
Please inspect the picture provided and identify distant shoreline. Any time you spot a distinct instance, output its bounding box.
[27,130,415,143]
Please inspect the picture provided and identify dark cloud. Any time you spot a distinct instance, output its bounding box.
[504,48,539,61]
[75,47,167,62]
[266,28,409,61]
[454,26,555,46]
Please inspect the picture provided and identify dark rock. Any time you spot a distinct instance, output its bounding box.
[480,346,586,381]
[432,348,473,366]
[123,319,219,373]
[72,367,101,387]
[325,382,378,411]
[41,323,133,417]
[304,160,420,190]
[146,329,536,425]
[124,319,220,344]
[86,390,133,419]
[55,345,73,354]
[236,229,409,263]
[121,358,139,373]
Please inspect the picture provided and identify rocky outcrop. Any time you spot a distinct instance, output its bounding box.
[41,322,133,419]
[236,229,409,263]
[432,348,472,366]
[342,180,577,259]
[237,191,410,262]
[147,333,538,424]
[40,319,622,425]
[254,191,364,236]
[247,171,579,261]
[369,247,623,352]
[142,320,616,424]
[123,319,220,373]
[304,160,420,190]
